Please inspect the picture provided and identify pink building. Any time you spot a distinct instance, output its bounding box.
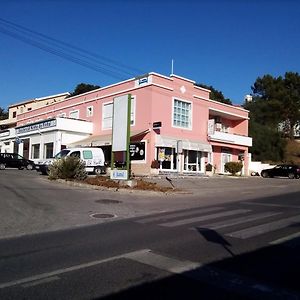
[14,72,252,176]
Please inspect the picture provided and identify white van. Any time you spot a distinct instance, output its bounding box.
[37,147,105,175]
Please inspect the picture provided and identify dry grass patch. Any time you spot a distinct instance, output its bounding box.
[84,176,175,193]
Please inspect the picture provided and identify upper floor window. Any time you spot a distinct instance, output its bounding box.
[57,112,66,118]
[102,102,113,130]
[173,99,192,129]
[86,106,93,117]
[69,110,79,119]
[13,111,17,118]
[102,97,136,130]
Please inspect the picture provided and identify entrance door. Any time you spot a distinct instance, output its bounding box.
[157,147,177,171]
[184,150,202,172]
[221,153,232,173]
[22,139,30,159]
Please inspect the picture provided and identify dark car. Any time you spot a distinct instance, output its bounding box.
[0,153,35,170]
[261,164,300,179]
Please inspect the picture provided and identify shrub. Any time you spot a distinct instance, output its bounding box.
[224,161,243,176]
[151,159,160,169]
[205,163,213,172]
[48,156,87,180]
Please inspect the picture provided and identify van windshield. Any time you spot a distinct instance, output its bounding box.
[54,150,70,159]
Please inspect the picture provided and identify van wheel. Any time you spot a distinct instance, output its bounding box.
[94,167,102,175]
[288,173,295,179]
[0,163,5,170]
[261,171,268,178]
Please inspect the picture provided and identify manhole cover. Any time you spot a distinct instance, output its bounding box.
[95,199,122,204]
[90,213,116,219]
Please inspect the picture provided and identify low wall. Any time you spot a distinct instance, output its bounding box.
[249,161,276,174]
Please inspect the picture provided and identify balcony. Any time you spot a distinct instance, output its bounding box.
[208,130,252,147]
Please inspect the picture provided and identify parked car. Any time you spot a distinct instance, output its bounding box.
[36,147,106,175]
[260,164,300,179]
[0,153,35,170]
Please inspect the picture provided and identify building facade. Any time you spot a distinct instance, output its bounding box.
[0,73,252,175]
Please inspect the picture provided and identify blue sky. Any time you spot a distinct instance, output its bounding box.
[0,0,299,109]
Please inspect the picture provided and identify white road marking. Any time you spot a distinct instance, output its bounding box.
[195,212,282,230]
[136,206,224,224]
[21,276,60,288]
[0,249,150,289]
[1,248,298,299]
[160,209,251,227]
[227,215,300,239]
[126,250,201,274]
[126,250,299,299]
[242,202,300,209]
[270,231,300,245]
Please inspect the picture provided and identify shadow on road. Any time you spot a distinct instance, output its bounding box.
[100,229,300,300]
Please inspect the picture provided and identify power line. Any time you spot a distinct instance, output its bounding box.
[0,17,145,79]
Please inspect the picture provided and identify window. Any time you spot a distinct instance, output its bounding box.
[83,150,93,159]
[130,97,136,125]
[44,143,54,159]
[69,110,79,119]
[31,144,40,159]
[86,106,93,117]
[57,112,66,118]
[102,102,113,129]
[70,151,80,158]
[173,99,192,129]
[102,97,136,129]
[13,111,17,118]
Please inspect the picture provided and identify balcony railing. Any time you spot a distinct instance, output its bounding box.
[208,130,252,147]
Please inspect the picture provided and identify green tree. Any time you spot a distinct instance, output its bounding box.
[195,83,232,105]
[70,83,100,97]
[250,72,300,139]
[0,107,8,120]
[248,120,286,162]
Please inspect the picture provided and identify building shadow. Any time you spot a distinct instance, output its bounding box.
[98,228,300,300]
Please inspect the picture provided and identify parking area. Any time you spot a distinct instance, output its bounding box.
[1,168,300,239]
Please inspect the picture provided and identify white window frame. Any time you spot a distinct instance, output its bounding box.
[86,106,93,117]
[172,97,192,130]
[69,109,79,119]
[102,101,113,130]
[102,96,136,130]
[57,112,66,118]
[130,96,136,126]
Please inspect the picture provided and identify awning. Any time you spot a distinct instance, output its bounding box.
[67,129,150,147]
[155,135,212,152]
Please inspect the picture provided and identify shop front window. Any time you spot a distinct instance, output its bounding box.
[31,144,40,159]
[157,147,177,170]
[44,143,54,159]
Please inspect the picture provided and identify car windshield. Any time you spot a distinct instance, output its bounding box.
[54,150,70,159]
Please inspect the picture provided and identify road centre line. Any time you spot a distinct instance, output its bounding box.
[270,232,300,245]
[193,212,282,230]
[242,202,300,209]
[0,249,151,289]
[227,215,300,239]
[160,209,251,227]
[1,248,298,299]
[136,206,224,224]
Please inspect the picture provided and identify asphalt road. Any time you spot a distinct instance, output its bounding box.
[1,169,300,299]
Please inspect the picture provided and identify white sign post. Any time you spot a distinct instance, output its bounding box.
[110,94,131,180]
